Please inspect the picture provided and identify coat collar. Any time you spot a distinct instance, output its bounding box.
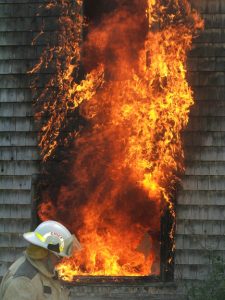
[24,252,56,279]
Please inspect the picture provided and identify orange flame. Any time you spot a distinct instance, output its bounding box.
[31,0,203,281]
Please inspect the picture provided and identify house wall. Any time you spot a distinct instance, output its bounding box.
[175,0,225,281]
[0,0,223,298]
[0,0,57,277]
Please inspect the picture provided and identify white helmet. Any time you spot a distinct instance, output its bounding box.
[23,220,82,257]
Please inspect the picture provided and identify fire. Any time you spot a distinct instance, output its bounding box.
[31,0,203,281]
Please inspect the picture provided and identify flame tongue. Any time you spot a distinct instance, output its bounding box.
[35,0,203,281]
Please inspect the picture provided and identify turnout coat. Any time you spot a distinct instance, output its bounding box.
[0,253,70,300]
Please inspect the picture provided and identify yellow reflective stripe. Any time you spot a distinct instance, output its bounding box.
[35,232,46,242]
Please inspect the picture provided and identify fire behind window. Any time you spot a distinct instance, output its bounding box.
[31,0,203,283]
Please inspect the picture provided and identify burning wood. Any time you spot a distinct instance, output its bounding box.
[31,0,203,281]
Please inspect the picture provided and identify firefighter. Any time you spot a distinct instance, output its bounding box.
[0,220,82,300]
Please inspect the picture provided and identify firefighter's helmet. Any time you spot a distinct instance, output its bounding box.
[23,220,82,257]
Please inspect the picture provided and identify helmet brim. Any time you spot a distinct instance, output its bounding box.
[23,232,46,248]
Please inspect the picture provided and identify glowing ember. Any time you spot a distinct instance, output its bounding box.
[31,0,203,281]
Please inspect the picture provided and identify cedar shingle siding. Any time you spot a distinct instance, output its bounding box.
[0,1,41,278]
[175,0,225,281]
[0,0,224,299]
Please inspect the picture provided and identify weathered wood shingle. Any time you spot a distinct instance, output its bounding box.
[175,0,225,281]
[0,1,43,277]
